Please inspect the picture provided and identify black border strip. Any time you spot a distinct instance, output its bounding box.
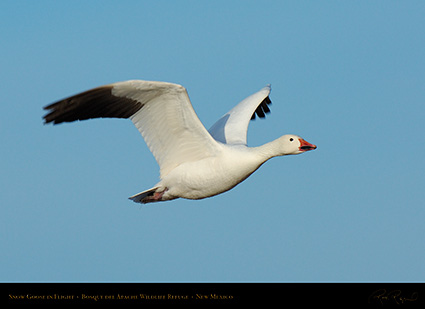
[3,283,424,306]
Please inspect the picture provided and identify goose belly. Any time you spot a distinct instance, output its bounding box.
[163,154,261,200]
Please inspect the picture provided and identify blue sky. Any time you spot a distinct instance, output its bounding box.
[1,1,425,282]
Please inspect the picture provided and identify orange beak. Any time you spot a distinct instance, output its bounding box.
[299,139,317,152]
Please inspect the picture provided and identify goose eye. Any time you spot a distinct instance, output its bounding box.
[289,138,294,142]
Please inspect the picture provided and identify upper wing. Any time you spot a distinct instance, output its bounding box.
[43,80,220,177]
[208,85,271,145]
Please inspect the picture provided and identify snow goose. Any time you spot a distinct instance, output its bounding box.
[43,80,316,203]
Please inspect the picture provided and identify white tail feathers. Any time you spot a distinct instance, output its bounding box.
[128,187,159,204]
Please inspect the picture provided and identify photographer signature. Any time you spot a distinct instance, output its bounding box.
[368,289,418,305]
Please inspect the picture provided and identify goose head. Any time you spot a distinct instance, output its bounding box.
[275,134,317,156]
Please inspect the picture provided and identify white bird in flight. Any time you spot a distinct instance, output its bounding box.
[43,80,317,204]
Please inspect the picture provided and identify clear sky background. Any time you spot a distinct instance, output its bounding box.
[1,1,424,282]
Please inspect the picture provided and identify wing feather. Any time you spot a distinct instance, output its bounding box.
[208,85,272,145]
[43,80,220,177]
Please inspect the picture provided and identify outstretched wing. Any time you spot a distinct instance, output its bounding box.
[208,85,271,145]
[43,80,220,177]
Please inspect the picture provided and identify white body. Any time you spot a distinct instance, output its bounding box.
[158,144,265,200]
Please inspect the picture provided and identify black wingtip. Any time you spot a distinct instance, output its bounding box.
[251,96,272,121]
[41,85,144,125]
